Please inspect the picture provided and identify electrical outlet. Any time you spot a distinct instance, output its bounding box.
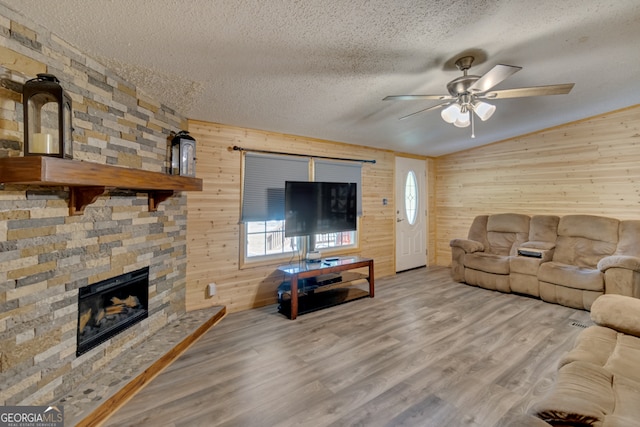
[208,282,217,296]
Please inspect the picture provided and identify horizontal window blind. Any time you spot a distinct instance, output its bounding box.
[241,153,309,222]
[314,159,362,216]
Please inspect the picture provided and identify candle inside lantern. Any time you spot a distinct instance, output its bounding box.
[31,133,57,154]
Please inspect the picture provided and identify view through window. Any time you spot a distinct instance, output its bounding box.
[246,220,356,258]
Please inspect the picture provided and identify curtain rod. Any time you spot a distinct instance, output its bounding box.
[232,145,376,164]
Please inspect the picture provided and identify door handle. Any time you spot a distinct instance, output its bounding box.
[397,218,404,222]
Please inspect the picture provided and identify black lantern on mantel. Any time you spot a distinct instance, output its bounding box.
[23,73,73,158]
[170,130,196,177]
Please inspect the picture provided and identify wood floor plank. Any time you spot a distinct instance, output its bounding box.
[103,266,589,427]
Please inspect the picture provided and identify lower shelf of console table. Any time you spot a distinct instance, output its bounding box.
[276,256,374,320]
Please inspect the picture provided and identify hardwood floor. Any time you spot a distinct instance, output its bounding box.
[103,266,591,427]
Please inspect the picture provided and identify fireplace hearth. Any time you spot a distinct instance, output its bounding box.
[76,267,149,356]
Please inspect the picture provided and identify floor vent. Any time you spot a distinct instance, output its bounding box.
[570,321,589,329]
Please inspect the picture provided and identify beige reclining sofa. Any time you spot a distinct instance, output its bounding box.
[524,294,640,426]
[450,213,640,310]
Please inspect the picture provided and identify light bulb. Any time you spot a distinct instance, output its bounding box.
[453,111,470,128]
[441,104,461,124]
[473,101,496,121]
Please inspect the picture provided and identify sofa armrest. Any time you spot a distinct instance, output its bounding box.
[449,238,484,253]
[590,294,640,337]
[597,255,640,272]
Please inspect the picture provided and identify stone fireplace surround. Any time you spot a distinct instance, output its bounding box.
[0,5,196,412]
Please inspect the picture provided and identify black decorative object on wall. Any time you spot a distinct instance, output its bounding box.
[23,73,73,158]
[170,130,196,177]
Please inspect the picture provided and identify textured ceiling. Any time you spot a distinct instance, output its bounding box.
[2,0,639,156]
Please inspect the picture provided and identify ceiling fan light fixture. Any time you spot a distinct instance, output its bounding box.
[453,111,470,128]
[440,103,461,123]
[385,54,575,138]
[473,100,496,121]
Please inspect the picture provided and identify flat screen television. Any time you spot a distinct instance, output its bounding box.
[284,181,357,237]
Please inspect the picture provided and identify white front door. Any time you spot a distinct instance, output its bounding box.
[395,156,427,272]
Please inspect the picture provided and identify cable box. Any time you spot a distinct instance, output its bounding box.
[518,249,542,258]
[312,273,342,287]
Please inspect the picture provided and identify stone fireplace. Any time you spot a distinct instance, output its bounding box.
[76,267,149,356]
[0,6,190,407]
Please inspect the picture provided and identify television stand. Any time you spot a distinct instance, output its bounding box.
[276,256,374,319]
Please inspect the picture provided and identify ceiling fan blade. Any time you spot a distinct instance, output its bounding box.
[483,83,575,99]
[383,94,453,101]
[398,102,451,120]
[468,64,522,93]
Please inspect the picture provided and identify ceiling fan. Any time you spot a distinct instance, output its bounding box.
[383,56,575,138]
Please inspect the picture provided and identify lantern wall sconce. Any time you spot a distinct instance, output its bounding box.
[23,73,73,158]
[170,130,196,177]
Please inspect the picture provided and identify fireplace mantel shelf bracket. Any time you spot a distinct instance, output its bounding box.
[0,156,203,215]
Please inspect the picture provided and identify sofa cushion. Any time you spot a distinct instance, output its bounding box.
[553,215,619,268]
[554,236,618,268]
[614,220,640,257]
[591,294,640,337]
[608,376,640,426]
[529,215,560,243]
[510,256,542,275]
[487,213,530,233]
[539,281,600,310]
[464,252,511,274]
[558,215,620,243]
[538,262,604,291]
[467,215,489,248]
[464,268,511,292]
[486,213,530,256]
[604,334,640,383]
[560,325,617,369]
[531,361,613,426]
[486,231,529,256]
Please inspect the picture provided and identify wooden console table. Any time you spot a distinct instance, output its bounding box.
[276,256,374,319]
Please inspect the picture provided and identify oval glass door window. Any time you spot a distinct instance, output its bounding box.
[405,170,418,225]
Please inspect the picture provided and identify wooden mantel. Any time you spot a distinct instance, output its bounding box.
[0,156,203,215]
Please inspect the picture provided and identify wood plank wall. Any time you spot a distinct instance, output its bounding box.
[185,120,425,312]
[434,105,640,266]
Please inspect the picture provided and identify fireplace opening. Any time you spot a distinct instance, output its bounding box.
[76,267,149,356]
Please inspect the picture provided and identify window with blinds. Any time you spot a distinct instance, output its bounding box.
[241,153,361,263]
